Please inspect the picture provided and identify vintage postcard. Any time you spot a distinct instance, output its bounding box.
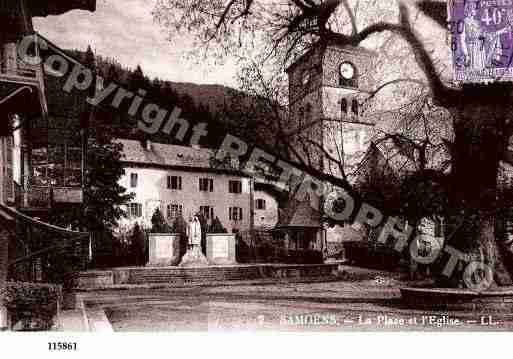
[1,0,513,356]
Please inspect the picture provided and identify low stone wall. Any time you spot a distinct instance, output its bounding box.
[76,270,114,289]
[75,263,340,288]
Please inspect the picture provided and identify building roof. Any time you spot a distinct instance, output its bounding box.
[275,199,321,229]
[118,138,211,167]
[116,138,247,176]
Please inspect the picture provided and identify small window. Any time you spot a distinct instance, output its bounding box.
[255,199,266,210]
[199,178,213,192]
[167,175,182,190]
[341,99,348,116]
[229,180,242,194]
[167,203,183,220]
[130,173,138,188]
[351,99,359,116]
[200,205,214,220]
[128,203,142,218]
[229,207,243,221]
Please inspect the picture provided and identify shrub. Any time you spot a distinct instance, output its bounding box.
[130,223,147,266]
[0,282,63,331]
[208,216,227,233]
[171,215,188,256]
[171,215,187,234]
[150,208,172,233]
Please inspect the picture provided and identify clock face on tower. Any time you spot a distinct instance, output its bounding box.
[340,62,355,80]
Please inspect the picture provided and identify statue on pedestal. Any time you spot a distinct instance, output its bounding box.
[179,215,209,267]
[187,215,202,249]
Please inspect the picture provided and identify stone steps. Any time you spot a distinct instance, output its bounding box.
[76,263,341,289]
[129,267,264,284]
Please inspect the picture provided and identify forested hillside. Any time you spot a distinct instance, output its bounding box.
[67,48,285,154]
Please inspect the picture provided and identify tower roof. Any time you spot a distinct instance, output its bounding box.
[276,199,321,229]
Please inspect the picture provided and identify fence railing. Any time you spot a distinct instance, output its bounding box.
[14,181,52,210]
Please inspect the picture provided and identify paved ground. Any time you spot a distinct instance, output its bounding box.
[80,277,513,332]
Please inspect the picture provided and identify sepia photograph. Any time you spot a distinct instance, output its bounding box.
[1,0,513,356]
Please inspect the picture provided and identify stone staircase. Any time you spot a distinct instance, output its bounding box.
[129,266,264,284]
[75,263,341,289]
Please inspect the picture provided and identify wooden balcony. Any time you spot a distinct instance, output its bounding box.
[15,182,83,211]
[53,187,83,204]
[0,60,40,87]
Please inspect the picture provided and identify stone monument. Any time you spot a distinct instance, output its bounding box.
[179,215,209,267]
[206,233,237,265]
[148,232,181,266]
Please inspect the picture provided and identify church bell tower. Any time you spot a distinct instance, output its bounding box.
[286,43,377,182]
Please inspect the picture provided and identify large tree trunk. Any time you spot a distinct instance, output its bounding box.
[443,93,513,288]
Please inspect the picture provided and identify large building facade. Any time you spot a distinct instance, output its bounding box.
[117,139,279,234]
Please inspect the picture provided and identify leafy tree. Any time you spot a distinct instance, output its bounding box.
[49,139,133,233]
[49,45,134,238]
[153,0,513,287]
[171,215,188,256]
[209,216,228,233]
[83,45,95,68]
[130,223,147,266]
[129,65,149,91]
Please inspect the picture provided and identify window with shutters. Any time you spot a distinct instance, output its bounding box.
[228,180,242,194]
[255,199,266,210]
[229,207,243,221]
[199,178,213,192]
[167,203,183,220]
[128,203,142,218]
[200,205,214,220]
[130,173,138,188]
[167,175,182,190]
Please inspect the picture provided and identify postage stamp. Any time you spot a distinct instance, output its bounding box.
[448,0,513,83]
